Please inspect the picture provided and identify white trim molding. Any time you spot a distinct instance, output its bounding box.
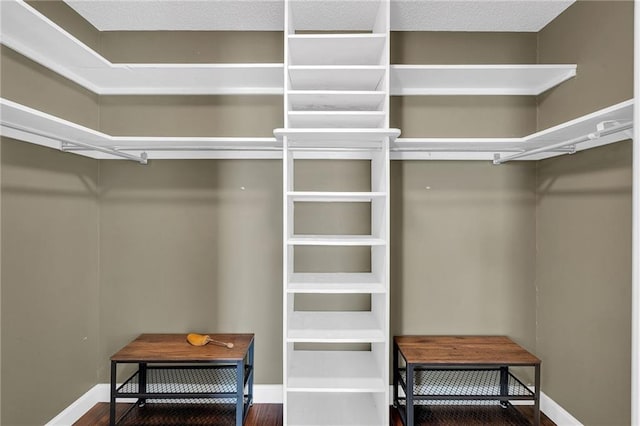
[45,384,284,426]
[47,383,582,426]
[540,392,583,426]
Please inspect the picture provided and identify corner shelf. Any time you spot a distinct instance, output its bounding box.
[1,0,283,95]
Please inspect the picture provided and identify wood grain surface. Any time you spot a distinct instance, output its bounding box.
[395,336,540,365]
[111,333,254,362]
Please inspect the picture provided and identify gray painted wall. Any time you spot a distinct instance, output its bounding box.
[535,2,634,424]
[536,142,632,426]
[98,159,283,384]
[1,138,100,426]
[537,0,634,128]
[390,161,537,352]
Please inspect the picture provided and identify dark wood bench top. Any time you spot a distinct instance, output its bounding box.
[111,333,254,362]
[395,336,540,366]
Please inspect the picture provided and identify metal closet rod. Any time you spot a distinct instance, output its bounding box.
[2,122,147,164]
[64,145,282,152]
[61,141,147,164]
[391,146,576,153]
[493,120,633,165]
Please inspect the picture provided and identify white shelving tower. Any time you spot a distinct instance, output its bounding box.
[278,1,397,424]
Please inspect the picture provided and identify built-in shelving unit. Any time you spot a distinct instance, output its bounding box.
[281,1,392,424]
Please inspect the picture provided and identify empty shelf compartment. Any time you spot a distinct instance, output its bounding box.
[288,350,386,392]
[288,34,386,65]
[288,311,384,342]
[287,392,386,426]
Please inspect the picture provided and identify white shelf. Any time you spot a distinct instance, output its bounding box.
[287,235,386,246]
[287,393,385,426]
[390,64,577,96]
[287,311,384,343]
[1,0,283,95]
[4,97,631,162]
[391,99,634,161]
[288,91,385,111]
[288,111,385,128]
[287,192,386,202]
[288,273,385,294]
[287,350,386,392]
[288,66,386,91]
[288,34,386,66]
[274,128,401,142]
[0,98,282,160]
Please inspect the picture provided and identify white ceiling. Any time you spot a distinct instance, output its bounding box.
[64,0,575,32]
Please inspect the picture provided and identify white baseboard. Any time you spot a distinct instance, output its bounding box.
[47,383,582,426]
[45,384,104,426]
[46,384,284,425]
[540,391,583,425]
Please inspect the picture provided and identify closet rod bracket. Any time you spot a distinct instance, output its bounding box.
[493,120,633,165]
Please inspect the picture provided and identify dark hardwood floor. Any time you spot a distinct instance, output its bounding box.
[390,405,556,426]
[75,402,554,426]
[74,403,283,426]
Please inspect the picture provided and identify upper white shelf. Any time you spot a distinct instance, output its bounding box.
[0,0,283,95]
[288,34,386,66]
[390,64,577,96]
